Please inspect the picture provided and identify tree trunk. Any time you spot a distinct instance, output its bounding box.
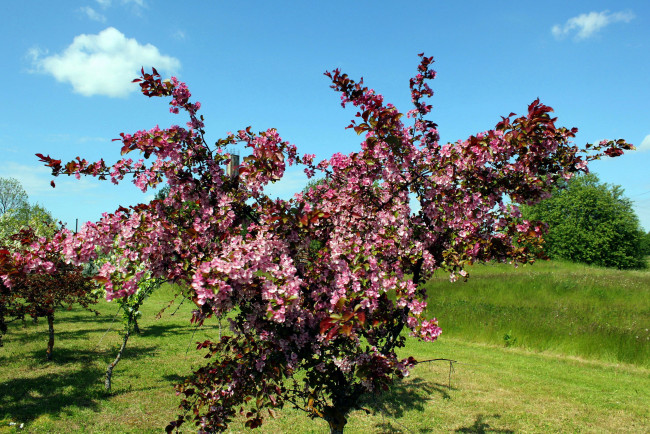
[325,408,347,434]
[46,313,55,361]
[133,317,141,334]
[105,327,131,392]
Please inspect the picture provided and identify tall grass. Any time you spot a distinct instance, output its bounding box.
[424,259,650,366]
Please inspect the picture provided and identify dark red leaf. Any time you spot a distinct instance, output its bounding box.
[319,318,334,335]
[325,325,340,341]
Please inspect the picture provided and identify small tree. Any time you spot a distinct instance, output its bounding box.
[11,56,632,432]
[104,276,163,392]
[0,227,98,358]
[521,173,646,269]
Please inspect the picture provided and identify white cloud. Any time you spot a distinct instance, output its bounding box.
[79,6,106,22]
[638,134,650,152]
[30,27,181,98]
[95,0,112,7]
[552,10,635,40]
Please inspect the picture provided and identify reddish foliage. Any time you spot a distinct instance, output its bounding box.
[0,227,98,353]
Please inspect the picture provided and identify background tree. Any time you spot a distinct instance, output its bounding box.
[0,203,57,242]
[0,177,29,216]
[521,173,646,269]
[17,58,632,432]
[154,185,170,201]
[0,178,56,242]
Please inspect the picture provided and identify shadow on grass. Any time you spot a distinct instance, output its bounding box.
[1,345,162,425]
[372,419,437,434]
[162,373,187,385]
[362,378,455,418]
[24,345,158,367]
[4,315,118,346]
[454,414,514,433]
[359,377,457,432]
[0,363,104,425]
[52,313,115,324]
[136,323,201,338]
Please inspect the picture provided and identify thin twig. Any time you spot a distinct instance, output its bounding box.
[415,358,458,364]
[170,296,186,316]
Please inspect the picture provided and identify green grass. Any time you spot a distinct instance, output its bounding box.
[425,259,650,367]
[1,263,649,432]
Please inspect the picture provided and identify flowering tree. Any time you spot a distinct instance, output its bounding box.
[5,55,631,432]
[0,227,98,358]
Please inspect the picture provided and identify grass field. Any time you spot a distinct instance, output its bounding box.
[1,260,649,432]
[425,259,650,367]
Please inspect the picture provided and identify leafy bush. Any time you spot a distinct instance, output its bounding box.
[640,231,650,256]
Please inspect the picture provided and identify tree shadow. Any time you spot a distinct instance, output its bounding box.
[360,377,456,420]
[372,419,434,433]
[358,377,453,433]
[52,313,113,324]
[454,414,514,433]
[4,317,115,346]
[1,343,163,426]
[134,323,201,339]
[24,345,158,366]
[0,363,104,425]
[162,373,186,384]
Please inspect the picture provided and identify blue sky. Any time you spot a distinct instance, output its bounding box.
[1,1,649,231]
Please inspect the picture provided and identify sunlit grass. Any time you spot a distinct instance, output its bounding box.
[1,262,649,432]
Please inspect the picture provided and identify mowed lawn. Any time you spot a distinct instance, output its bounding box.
[1,261,649,433]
